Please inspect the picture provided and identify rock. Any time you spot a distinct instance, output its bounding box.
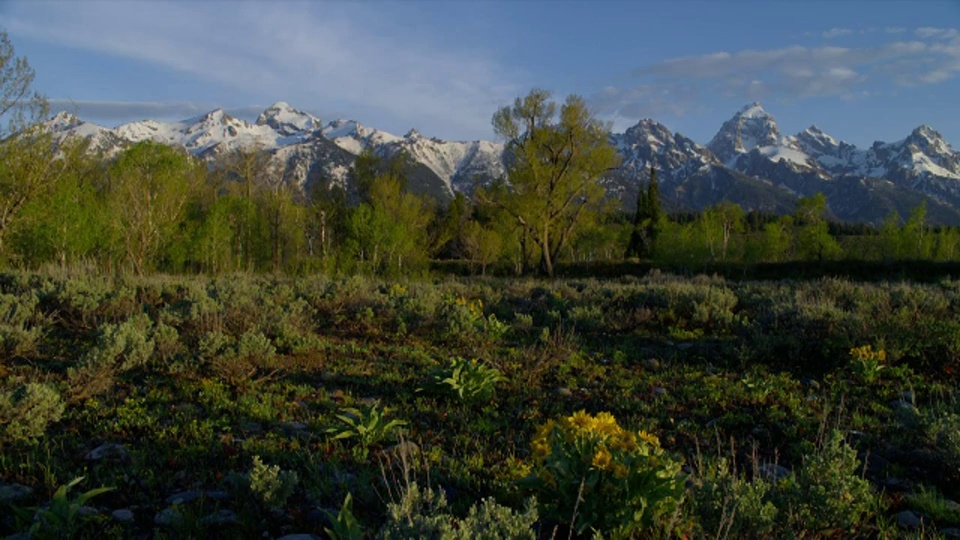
[861,453,890,477]
[895,510,921,529]
[941,528,960,538]
[556,387,573,397]
[756,463,791,481]
[357,397,379,406]
[677,343,694,351]
[902,390,915,403]
[200,509,240,527]
[85,443,130,462]
[111,508,135,523]
[890,399,914,411]
[155,507,184,528]
[77,506,99,518]
[239,422,263,434]
[880,477,912,492]
[165,490,231,505]
[645,358,661,370]
[0,484,33,504]
[653,386,668,397]
[278,535,321,540]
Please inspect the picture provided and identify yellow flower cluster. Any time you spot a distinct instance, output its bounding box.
[453,296,484,318]
[850,345,886,363]
[532,411,661,476]
[388,284,408,298]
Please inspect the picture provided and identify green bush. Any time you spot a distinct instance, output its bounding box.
[377,482,537,540]
[423,357,504,405]
[249,455,298,510]
[0,383,65,443]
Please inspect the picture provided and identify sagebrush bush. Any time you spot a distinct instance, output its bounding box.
[0,383,65,443]
[377,482,538,540]
[249,455,298,510]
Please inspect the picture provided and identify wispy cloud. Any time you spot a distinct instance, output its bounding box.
[7,1,525,140]
[594,27,960,123]
[823,27,853,39]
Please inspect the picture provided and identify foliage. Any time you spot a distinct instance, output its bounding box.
[0,383,64,443]
[249,455,299,510]
[327,404,407,456]
[521,410,684,538]
[847,345,887,383]
[12,476,113,540]
[484,89,620,276]
[378,482,538,540]
[423,357,504,404]
[324,493,365,540]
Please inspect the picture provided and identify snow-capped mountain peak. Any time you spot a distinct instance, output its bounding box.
[708,102,782,164]
[256,102,322,136]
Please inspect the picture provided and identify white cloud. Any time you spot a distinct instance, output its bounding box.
[594,28,960,122]
[823,27,853,39]
[6,1,525,140]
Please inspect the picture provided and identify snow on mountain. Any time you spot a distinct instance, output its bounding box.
[256,101,322,137]
[792,125,866,175]
[707,102,783,165]
[40,100,960,223]
[114,109,288,158]
[43,112,128,155]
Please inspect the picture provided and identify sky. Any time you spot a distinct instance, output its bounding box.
[2,0,959,148]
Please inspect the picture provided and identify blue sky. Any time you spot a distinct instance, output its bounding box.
[2,0,958,148]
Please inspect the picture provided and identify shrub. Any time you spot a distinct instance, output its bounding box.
[784,430,879,534]
[422,357,504,405]
[377,482,537,540]
[249,455,298,510]
[690,455,778,538]
[521,411,684,538]
[0,383,65,443]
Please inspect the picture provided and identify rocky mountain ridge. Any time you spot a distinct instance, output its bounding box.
[44,101,960,224]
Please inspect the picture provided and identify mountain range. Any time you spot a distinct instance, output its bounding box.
[45,101,960,225]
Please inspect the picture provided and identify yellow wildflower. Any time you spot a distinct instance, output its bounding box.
[593,412,621,437]
[613,463,629,479]
[592,445,613,471]
[638,430,660,446]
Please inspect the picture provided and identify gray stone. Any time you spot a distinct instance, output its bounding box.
[941,528,960,538]
[895,510,921,529]
[653,386,668,396]
[200,509,240,527]
[155,507,184,528]
[556,387,573,397]
[0,484,33,504]
[890,399,915,411]
[757,463,791,481]
[677,343,694,351]
[85,443,129,462]
[77,506,99,518]
[111,508,135,523]
[165,490,231,505]
[277,535,321,540]
[902,390,915,403]
[281,421,308,432]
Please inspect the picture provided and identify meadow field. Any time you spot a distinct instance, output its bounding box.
[1,269,960,538]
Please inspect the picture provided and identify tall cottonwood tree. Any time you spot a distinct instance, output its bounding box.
[108,141,203,274]
[0,29,57,258]
[484,89,619,277]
